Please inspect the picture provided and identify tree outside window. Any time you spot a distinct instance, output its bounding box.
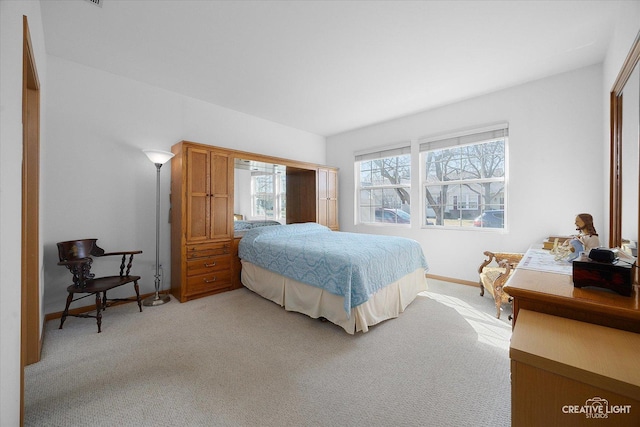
[251,172,286,220]
[422,138,506,228]
[357,153,411,225]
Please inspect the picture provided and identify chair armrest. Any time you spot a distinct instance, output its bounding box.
[95,250,143,277]
[98,250,143,257]
[497,258,515,276]
[479,251,498,273]
[493,252,524,269]
[495,252,524,270]
[493,259,518,297]
[479,251,524,273]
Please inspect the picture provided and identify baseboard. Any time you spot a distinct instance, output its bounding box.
[44,278,477,321]
[44,290,171,321]
[426,274,478,287]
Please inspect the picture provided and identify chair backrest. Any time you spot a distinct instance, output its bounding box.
[57,239,103,262]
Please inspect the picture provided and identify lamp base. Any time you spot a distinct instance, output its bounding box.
[143,293,171,307]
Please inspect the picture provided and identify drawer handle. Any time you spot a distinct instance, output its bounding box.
[204,277,217,283]
[204,262,217,267]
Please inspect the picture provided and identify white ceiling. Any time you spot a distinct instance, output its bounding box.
[40,0,624,136]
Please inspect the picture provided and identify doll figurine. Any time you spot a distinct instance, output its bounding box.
[565,213,600,260]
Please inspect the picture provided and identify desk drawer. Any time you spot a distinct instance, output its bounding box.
[185,271,232,296]
[186,255,230,276]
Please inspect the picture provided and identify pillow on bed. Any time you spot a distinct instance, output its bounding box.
[242,222,330,239]
[234,220,282,232]
[233,221,254,231]
[249,220,281,228]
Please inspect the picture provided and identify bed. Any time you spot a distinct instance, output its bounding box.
[238,223,429,333]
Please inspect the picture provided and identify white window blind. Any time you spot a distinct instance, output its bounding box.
[419,124,508,152]
[354,143,411,162]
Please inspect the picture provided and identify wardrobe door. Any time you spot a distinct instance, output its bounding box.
[186,147,211,242]
[210,152,233,239]
[318,167,339,230]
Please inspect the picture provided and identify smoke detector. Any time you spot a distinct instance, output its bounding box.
[84,0,102,7]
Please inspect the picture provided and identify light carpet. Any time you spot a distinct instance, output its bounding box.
[25,280,512,426]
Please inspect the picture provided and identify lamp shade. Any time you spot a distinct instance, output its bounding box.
[143,149,175,165]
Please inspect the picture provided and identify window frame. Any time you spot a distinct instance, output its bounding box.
[250,170,286,221]
[419,124,508,230]
[354,144,412,226]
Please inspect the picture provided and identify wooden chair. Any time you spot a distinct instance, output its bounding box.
[478,251,524,319]
[57,239,143,333]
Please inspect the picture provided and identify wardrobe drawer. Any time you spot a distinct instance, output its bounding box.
[186,242,230,259]
[186,255,231,276]
[185,271,232,296]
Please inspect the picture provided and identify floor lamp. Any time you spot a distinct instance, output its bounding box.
[142,149,174,306]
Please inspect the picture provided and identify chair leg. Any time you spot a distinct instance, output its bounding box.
[479,280,485,296]
[494,297,502,319]
[95,292,103,333]
[134,280,142,312]
[494,285,503,319]
[59,292,73,329]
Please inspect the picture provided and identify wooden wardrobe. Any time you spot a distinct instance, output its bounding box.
[170,140,339,302]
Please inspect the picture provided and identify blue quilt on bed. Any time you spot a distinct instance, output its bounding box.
[238,223,429,313]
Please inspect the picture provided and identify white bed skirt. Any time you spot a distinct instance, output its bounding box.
[240,260,428,334]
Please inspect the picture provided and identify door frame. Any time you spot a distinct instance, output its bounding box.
[21,14,41,425]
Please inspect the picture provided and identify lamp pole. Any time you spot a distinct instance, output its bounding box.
[142,149,174,306]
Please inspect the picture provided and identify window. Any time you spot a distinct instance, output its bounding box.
[251,170,286,220]
[355,144,411,225]
[420,125,508,229]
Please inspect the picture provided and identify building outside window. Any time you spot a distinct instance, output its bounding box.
[420,124,508,229]
[355,144,411,225]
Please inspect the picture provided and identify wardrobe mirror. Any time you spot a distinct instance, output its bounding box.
[610,31,640,270]
[234,158,286,225]
[620,61,639,253]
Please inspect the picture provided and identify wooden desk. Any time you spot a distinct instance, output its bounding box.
[505,267,640,333]
[510,309,640,426]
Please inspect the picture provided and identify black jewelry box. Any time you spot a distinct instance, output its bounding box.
[572,257,634,296]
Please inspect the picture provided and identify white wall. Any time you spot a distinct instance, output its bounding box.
[43,55,325,314]
[0,2,47,425]
[603,4,640,105]
[327,64,604,283]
